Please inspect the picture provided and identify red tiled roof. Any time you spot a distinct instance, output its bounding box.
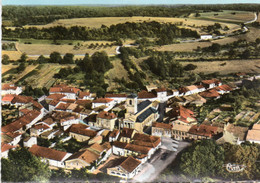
[68,124,97,137]
[202,79,220,85]
[138,90,157,99]
[78,91,91,99]
[200,89,220,98]
[124,143,151,154]
[171,106,195,120]
[60,116,76,123]
[32,124,50,130]
[46,94,66,100]
[2,110,41,133]
[2,94,16,102]
[120,156,141,173]
[75,100,92,106]
[19,108,32,115]
[49,100,60,106]
[11,95,33,104]
[55,103,70,110]
[154,88,167,92]
[31,101,43,110]
[109,129,120,137]
[188,124,218,137]
[1,142,15,152]
[97,111,117,119]
[196,85,205,89]
[216,84,233,92]
[93,98,114,103]
[121,128,134,138]
[185,85,198,91]
[112,141,128,149]
[105,93,127,98]
[43,118,55,125]
[60,99,76,103]
[29,145,68,161]
[132,133,161,148]
[66,149,99,164]
[178,87,188,94]
[50,86,80,94]
[2,84,18,90]
[152,122,172,129]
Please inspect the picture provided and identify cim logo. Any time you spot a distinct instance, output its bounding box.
[225,163,246,173]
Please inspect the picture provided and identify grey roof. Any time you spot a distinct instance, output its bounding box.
[136,107,157,123]
[127,93,137,98]
[137,100,151,113]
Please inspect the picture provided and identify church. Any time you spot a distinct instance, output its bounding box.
[121,94,160,133]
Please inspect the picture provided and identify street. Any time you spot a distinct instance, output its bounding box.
[132,138,190,182]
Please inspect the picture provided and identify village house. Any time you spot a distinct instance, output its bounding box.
[29,145,72,168]
[2,110,42,134]
[107,156,142,179]
[92,98,115,111]
[152,122,172,138]
[49,85,80,99]
[200,79,222,89]
[170,105,197,126]
[122,94,159,133]
[96,111,117,130]
[45,94,66,103]
[2,94,16,105]
[78,91,95,100]
[183,94,207,106]
[105,93,127,104]
[2,132,22,146]
[214,84,233,95]
[172,124,191,140]
[112,141,153,161]
[200,89,220,99]
[217,123,248,145]
[109,129,120,142]
[137,90,157,103]
[246,123,260,144]
[179,85,200,96]
[153,88,168,102]
[200,34,213,40]
[59,116,79,130]
[23,136,37,147]
[67,124,98,142]
[188,124,219,140]
[40,129,62,140]
[1,142,15,158]
[132,133,161,153]
[30,123,52,136]
[65,142,112,170]
[119,128,136,143]
[1,84,22,96]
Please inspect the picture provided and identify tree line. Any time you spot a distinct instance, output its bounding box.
[2,21,199,42]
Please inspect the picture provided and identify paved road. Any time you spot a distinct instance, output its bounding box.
[132,139,190,182]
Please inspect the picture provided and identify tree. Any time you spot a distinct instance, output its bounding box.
[17,62,26,73]
[1,147,51,182]
[37,55,47,63]
[50,52,62,63]
[184,64,198,71]
[2,54,10,64]
[240,49,251,59]
[19,53,28,62]
[179,140,224,178]
[62,53,74,64]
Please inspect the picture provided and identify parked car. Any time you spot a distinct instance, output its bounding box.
[161,152,168,160]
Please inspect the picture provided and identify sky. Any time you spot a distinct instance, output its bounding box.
[2,0,259,5]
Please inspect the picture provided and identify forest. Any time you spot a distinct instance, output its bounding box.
[2,4,260,26]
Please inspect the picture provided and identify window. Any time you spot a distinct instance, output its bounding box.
[129,100,132,105]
